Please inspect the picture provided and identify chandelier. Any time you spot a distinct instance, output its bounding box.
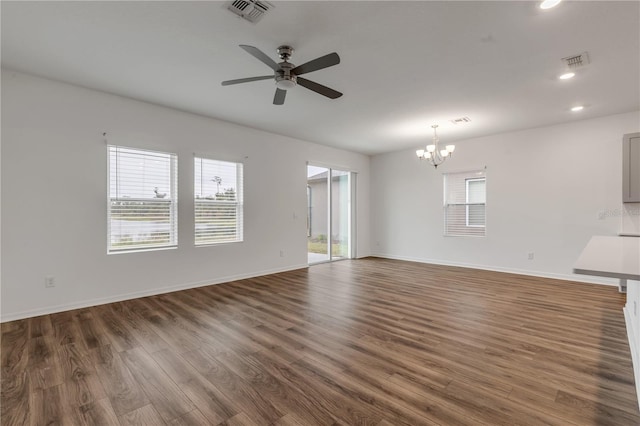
[415,125,455,168]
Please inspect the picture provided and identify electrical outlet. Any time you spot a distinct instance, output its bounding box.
[45,276,55,288]
[527,252,534,260]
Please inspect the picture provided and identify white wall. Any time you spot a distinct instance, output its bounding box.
[371,111,640,284]
[0,70,370,321]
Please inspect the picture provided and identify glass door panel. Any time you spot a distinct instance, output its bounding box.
[307,165,330,264]
[331,169,350,260]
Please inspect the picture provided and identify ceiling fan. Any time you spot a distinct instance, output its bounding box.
[222,45,343,105]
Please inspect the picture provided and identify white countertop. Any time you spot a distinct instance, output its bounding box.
[573,236,640,281]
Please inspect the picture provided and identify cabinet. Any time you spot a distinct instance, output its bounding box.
[623,132,640,202]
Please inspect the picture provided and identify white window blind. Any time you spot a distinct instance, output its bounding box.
[194,157,243,245]
[466,178,486,227]
[108,146,178,253]
[444,170,486,236]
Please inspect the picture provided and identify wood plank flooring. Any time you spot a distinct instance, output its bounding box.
[2,257,639,425]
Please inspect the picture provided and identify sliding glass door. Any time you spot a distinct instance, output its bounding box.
[331,169,350,260]
[307,165,353,264]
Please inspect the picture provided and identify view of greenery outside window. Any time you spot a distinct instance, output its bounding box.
[444,170,486,236]
[194,157,243,245]
[108,146,178,252]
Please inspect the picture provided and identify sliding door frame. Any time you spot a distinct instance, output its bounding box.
[307,162,356,264]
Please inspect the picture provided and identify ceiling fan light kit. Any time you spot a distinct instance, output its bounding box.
[221,44,342,105]
[275,76,296,90]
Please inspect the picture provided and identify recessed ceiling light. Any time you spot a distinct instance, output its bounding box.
[559,72,575,80]
[540,0,562,9]
[571,105,584,112]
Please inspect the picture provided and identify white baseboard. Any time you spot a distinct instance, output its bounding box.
[1,263,309,322]
[624,306,640,410]
[1,254,618,322]
[369,252,619,287]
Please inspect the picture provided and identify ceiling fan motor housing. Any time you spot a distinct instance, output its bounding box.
[276,60,296,89]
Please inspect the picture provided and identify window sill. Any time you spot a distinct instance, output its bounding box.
[107,245,178,255]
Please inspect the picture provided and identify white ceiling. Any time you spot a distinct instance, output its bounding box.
[2,1,639,155]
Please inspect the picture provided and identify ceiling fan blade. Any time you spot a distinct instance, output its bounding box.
[240,45,280,71]
[273,88,287,105]
[291,52,340,75]
[297,77,343,99]
[221,75,273,86]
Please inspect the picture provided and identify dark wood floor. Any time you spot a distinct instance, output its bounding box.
[2,258,639,425]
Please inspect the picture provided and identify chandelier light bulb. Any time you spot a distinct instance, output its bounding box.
[426,145,436,153]
[446,145,455,153]
[416,149,425,158]
[440,149,449,157]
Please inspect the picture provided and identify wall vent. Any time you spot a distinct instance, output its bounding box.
[562,52,590,69]
[450,117,472,125]
[227,0,274,24]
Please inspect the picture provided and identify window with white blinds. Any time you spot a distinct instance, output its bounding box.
[194,157,243,245]
[444,170,486,236]
[108,146,178,253]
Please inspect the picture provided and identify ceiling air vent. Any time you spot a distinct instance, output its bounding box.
[227,0,274,24]
[562,52,590,69]
[450,117,471,125]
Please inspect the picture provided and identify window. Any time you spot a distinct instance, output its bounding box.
[444,170,486,236]
[466,178,486,227]
[108,146,178,253]
[194,157,243,245]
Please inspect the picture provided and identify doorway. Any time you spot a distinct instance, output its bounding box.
[307,165,354,264]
